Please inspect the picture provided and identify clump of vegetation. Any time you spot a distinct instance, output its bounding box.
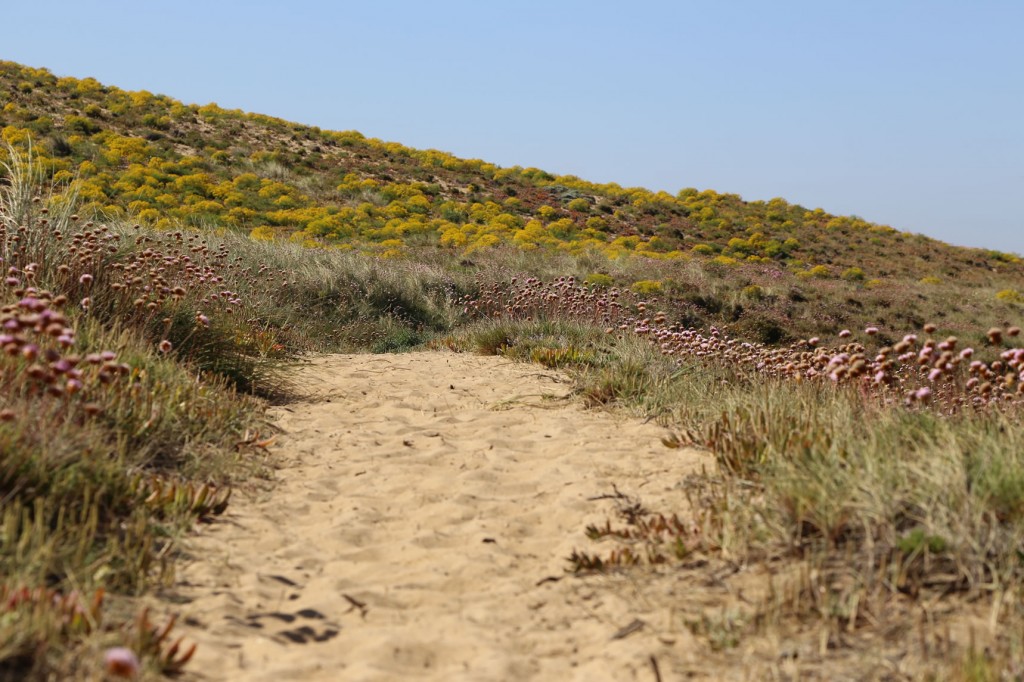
[466,275,1024,412]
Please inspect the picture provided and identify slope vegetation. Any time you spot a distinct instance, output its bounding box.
[2,60,1023,344]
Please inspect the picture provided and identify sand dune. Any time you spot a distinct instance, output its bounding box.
[171,352,707,681]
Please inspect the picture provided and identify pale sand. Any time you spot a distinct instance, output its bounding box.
[172,351,708,681]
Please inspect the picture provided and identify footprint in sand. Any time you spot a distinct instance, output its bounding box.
[238,608,340,645]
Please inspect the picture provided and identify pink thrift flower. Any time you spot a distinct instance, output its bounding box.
[103,647,139,678]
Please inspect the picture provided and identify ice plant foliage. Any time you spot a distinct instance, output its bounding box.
[0,584,104,636]
[126,608,197,674]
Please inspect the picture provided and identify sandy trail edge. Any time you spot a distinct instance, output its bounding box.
[169,352,708,681]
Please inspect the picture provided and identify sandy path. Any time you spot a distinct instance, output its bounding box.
[171,352,707,681]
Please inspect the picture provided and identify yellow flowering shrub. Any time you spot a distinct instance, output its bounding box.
[842,267,866,281]
[631,280,664,296]
[584,273,614,288]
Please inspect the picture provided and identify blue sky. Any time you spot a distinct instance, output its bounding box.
[4,0,1022,253]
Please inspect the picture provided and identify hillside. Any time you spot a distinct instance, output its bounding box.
[2,60,1023,345]
[5,60,1024,680]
